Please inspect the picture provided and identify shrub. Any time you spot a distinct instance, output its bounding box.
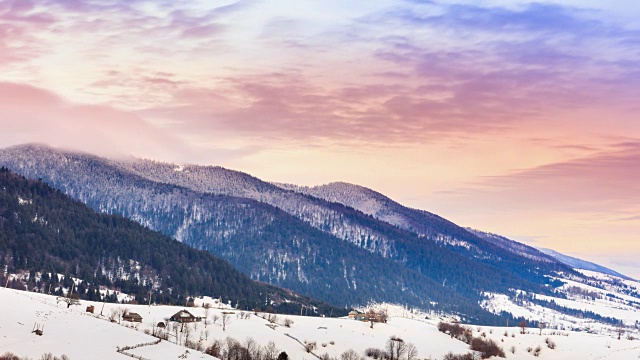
[0,353,21,360]
[545,337,556,349]
[442,352,475,360]
[305,341,318,353]
[205,340,222,357]
[365,348,383,359]
[533,345,542,357]
[470,337,505,359]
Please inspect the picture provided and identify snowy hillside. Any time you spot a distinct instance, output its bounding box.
[539,249,633,280]
[2,288,640,359]
[482,270,640,336]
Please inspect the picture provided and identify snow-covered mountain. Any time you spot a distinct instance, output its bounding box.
[467,229,558,263]
[3,143,630,327]
[539,248,633,280]
[278,181,626,278]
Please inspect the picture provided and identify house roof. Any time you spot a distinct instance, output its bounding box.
[172,310,196,318]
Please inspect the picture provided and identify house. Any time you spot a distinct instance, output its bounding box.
[123,312,143,323]
[86,305,95,314]
[353,310,386,323]
[170,310,201,323]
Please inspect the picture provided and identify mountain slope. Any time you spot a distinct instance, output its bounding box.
[0,167,341,315]
[275,181,576,281]
[467,228,556,263]
[0,144,574,323]
[538,248,633,280]
[115,157,579,286]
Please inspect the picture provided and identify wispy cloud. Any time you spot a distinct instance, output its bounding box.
[0,82,194,161]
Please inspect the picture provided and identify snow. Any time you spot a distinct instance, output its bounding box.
[3,288,640,359]
[0,289,161,359]
[482,269,640,337]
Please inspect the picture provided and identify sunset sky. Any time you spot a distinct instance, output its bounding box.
[1,1,639,277]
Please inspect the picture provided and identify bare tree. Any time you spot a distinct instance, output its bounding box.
[616,325,625,340]
[283,317,294,328]
[109,309,118,322]
[117,308,129,324]
[268,313,279,324]
[203,303,211,327]
[385,336,406,360]
[519,320,528,334]
[58,294,80,309]
[245,337,258,359]
[538,322,546,335]
[183,324,192,347]
[222,313,232,331]
[340,349,363,360]
[171,322,180,344]
[405,343,418,360]
[264,341,280,360]
[367,309,377,329]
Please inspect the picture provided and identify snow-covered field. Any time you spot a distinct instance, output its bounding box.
[2,287,640,359]
[482,269,640,339]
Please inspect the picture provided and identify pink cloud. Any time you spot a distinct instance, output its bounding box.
[441,142,640,214]
[0,82,193,162]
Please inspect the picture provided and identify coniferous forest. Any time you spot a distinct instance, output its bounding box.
[0,167,345,316]
[0,145,580,325]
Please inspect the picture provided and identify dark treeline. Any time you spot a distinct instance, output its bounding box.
[0,167,344,316]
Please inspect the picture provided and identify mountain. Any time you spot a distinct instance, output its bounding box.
[0,167,341,315]
[275,181,573,275]
[0,144,576,324]
[538,248,633,280]
[466,228,555,263]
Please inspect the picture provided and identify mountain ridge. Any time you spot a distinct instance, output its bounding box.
[538,248,634,280]
[0,143,595,324]
[0,166,342,315]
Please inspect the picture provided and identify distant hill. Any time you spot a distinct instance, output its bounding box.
[538,248,633,280]
[0,167,342,316]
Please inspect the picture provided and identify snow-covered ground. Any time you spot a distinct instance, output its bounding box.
[482,269,640,337]
[2,287,640,359]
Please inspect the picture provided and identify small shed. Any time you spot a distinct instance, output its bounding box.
[86,305,95,314]
[123,312,143,323]
[348,310,359,319]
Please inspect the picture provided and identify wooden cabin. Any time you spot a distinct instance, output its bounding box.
[123,312,143,322]
[169,310,201,323]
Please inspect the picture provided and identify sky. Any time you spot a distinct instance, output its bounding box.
[1,0,639,277]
